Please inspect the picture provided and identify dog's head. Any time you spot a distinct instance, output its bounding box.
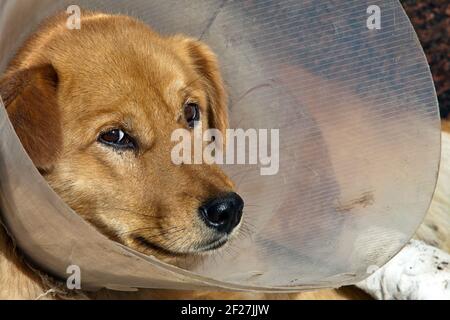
[0,12,244,263]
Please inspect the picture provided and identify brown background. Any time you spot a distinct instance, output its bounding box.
[401,0,450,119]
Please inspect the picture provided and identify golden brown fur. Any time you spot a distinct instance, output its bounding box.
[1,11,238,264]
[0,10,445,300]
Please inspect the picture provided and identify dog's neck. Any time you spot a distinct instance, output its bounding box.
[0,228,264,300]
[0,228,152,299]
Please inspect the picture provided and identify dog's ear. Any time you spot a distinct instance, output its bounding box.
[0,64,62,171]
[174,37,229,138]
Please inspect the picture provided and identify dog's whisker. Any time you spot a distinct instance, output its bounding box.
[141,228,186,241]
[235,221,256,242]
[245,204,262,208]
[227,168,256,190]
[96,205,158,217]
[179,192,204,203]
[117,225,182,238]
[164,233,187,253]
[228,167,255,180]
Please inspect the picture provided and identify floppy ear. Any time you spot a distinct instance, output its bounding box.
[175,37,229,138]
[0,64,62,171]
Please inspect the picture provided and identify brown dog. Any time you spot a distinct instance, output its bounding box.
[1,10,245,260]
[0,10,363,300]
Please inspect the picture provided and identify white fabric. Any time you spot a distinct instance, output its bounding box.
[357,240,450,300]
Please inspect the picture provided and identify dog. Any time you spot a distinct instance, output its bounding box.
[0,10,253,299]
[0,10,447,300]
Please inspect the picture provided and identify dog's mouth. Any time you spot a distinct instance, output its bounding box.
[196,236,229,252]
[132,234,230,256]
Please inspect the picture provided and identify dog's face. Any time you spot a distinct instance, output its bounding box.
[0,13,243,264]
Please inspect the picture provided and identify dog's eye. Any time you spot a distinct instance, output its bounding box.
[184,103,200,128]
[99,129,135,150]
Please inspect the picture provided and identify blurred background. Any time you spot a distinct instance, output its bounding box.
[401,1,449,120]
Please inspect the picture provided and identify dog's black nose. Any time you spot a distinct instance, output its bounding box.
[200,193,244,233]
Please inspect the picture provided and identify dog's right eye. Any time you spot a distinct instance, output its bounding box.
[98,129,136,150]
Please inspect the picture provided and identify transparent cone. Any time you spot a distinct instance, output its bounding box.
[0,0,440,291]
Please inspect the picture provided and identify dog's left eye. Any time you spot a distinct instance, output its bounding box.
[98,129,136,150]
[184,102,200,128]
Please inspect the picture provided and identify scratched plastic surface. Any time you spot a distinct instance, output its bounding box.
[0,0,440,291]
